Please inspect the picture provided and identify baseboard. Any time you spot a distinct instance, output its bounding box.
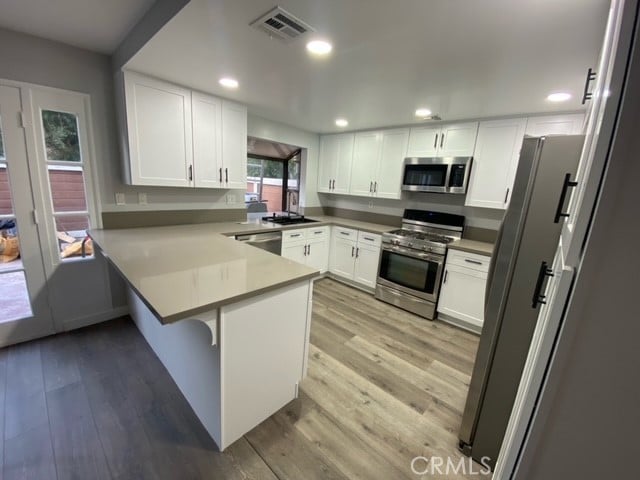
[324,273,376,295]
[61,305,130,332]
[436,312,482,335]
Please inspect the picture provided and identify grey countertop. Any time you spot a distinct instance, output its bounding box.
[448,238,494,256]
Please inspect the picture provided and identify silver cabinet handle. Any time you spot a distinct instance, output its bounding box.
[307,243,311,255]
[340,231,350,236]
[225,168,229,183]
[290,233,301,238]
[303,244,308,256]
[332,179,336,190]
[369,181,373,193]
[188,165,193,181]
[329,179,332,190]
[465,259,483,265]
[440,132,445,148]
[219,168,223,183]
[363,236,374,242]
[504,188,510,204]
[355,247,359,258]
[374,181,377,193]
[443,270,448,283]
[434,133,438,149]
[351,246,355,257]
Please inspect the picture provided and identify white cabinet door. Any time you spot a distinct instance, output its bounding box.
[221,101,247,189]
[407,126,440,157]
[437,263,487,328]
[440,122,478,156]
[525,114,584,136]
[281,239,307,264]
[353,243,381,289]
[330,236,356,279]
[192,91,222,188]
[334,134,355,194]
[350,131,381,197]
[306,237,329,273]
[375,129,409,199]
[124,71,193,187]
[318,135,339,193]
[465,118,527,209]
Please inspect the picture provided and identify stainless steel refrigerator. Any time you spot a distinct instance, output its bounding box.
[458,135,584,469]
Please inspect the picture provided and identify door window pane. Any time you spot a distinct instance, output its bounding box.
[41,110,81,162]
[0,164,11,215]
[48,166,87,212]
[0,270,33,323]
[54,215,92,259]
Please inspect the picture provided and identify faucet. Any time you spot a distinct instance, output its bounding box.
[286,190,299,217]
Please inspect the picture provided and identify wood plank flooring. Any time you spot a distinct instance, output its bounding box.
[0,278,489,479]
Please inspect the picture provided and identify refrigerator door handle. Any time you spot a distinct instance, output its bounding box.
[554,173,579,223]
[532,261,554,308]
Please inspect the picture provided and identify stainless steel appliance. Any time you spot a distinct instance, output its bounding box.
[376,209,465,319]
[402,157,472,194]
[458,135,584,469]
[235,231,282,255]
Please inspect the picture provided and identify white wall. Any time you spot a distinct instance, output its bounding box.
[247,114,321,208]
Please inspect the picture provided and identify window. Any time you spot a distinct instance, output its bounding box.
[246,151,301,213]
[39,108,94,261]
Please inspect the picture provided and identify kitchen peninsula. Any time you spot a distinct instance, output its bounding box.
[89,224,318,451]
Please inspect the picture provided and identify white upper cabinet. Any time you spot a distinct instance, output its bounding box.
[407,126,440,157]
[350,131,382,196]
[121,71,247,189]
[376,129,410,199]
[407,122,478,157]
[221,100,248,189]
[465,118,527,209]
[317,133,354,194]
[440,122,479,156]
[192,91,222,188]
[525,114,584,136]
[123,71,193,187]
[349,129,409,199]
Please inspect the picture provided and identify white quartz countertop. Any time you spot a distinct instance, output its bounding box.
[89,223,320,324]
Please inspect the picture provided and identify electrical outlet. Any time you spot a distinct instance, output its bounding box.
[368,201,374,209]
[226,194,236,205]
[138,192,148,205]
[115,192,125,206]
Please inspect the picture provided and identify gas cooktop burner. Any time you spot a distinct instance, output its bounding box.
[386,229,454,244]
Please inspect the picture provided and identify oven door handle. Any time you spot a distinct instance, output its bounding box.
[382,244,444,263]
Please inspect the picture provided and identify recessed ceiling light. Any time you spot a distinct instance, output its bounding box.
[335,118,348,127]
[415,108,433,118]
[546,92,571,102]
[219,77,239,89]
[306,40,333,56]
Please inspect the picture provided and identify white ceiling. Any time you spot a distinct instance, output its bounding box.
[0,0,156,53]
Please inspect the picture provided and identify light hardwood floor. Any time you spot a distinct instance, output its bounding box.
[0,277,488,479]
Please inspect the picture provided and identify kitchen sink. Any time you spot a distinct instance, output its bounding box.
[262,215,319,226]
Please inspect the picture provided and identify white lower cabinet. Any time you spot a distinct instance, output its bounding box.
[329,228,381,289]
[281,226,329,273]
[437,250,489,331]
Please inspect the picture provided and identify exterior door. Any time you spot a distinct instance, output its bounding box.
[0,84,54,346]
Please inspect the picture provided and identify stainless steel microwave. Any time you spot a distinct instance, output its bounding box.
[402,157,473,194]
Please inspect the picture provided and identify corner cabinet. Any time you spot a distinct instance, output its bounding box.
[465,118,527,209]
[281,226,330,273]
[120,70,247,189]
[317,134,354,194]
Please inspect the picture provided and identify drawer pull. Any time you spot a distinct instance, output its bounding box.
[290,233,301,238]
[340,231,351,236]
[465,259,483,265]
[363,236,375,242]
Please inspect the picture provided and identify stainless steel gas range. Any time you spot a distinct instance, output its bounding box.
[375,209,465,319]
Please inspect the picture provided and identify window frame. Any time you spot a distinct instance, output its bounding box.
[247,150,301,212]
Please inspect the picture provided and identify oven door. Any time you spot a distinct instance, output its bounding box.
[377,245,444,302]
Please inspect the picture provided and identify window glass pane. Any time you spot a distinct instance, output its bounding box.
[48,166,87,212]
[0,164,13,215]
[262,160,283,213]
[288,157,300,190]
[54,215,92,259]
[41,110,81,162]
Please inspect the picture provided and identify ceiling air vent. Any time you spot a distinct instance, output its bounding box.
[250,6,315,42]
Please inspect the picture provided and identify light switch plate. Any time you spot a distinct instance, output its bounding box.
[115,192,125,206]
[138,192,148,205]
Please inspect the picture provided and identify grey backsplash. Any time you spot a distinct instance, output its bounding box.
[315,192,503,242]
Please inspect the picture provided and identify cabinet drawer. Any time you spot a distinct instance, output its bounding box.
[332,226,358,241]
[307,226,329,239]
[446,249,490,272]
[357,231,381,247]
[282,229,307,242]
